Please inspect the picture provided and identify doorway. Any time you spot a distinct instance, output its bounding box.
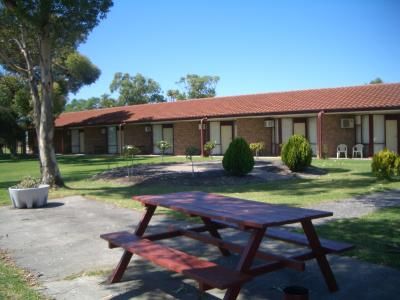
[386,119,398,153]
[221,124,233,154]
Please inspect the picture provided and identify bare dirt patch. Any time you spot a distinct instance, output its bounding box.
[93,160,324,187]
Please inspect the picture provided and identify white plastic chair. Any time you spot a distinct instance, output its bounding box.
[352,144,364,158]
[336,144,348,158]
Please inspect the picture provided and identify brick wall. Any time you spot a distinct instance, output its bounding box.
[236,118,272,155]
[322,115,355,157]
[124,124,152,154]
[173,122,201,155]
[84,127,107,154]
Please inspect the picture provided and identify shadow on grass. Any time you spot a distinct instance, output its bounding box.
[315,206,400,269]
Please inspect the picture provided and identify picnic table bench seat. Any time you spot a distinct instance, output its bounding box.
[211,220,354,254]
[100,231,251,290]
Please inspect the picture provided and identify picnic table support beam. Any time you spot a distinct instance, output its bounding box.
[201,217,231,256]
[108,204,156,284]
[301,220,338,292]
[224,227,266,300]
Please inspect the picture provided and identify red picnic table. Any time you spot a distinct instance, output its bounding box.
[101,191,353,300]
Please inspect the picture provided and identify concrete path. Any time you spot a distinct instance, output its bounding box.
[0,195,399,300]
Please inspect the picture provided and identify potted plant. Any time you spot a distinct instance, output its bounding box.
[9,176,49,208]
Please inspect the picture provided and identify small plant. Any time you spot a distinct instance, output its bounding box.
[222,137,254,176]
[281,135,312,172]
[156,140,171,161]
[12,176,41,189]
[123,145,141,177]
[249,142,265,158]
[204,141,216,157]
[371,149,399,179]
[185,146,200,176]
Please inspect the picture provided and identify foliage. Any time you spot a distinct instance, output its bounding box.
[156,140,171,161]
[123,145,141,158]
[249,142,265,157]
[371,149,399,179]
[12,176,41,189]
[0,0,112,185]
[369,77,383,84]
[167,74,220,100]
[281,135,312,172]
[110,72,165,105]
[222,137,254,176]
[204,140,216,155]
[65,94,118,112]
[185,146,199,176]
[0,107,24,154]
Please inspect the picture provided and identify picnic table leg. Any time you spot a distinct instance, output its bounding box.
[108,204,156,284]
[201,217,231,256]
[223,227,266,300]
[301,220,338,292]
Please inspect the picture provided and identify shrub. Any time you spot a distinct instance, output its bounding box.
[123,145,141,158]
[12,176,41,189]
[222,137,254,176]
[204,141,216,156]
[371,149,399,179]
[249,142,265,157]
[156,140,171,161]
[281,135,312,172]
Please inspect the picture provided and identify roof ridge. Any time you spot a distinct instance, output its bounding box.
[63,82,400,114]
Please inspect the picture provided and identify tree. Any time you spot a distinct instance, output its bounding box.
[167,74,220,101]
[0,106,24,154]
[110,72,165,105]
[0,0,112,185]
[370,77,383,84]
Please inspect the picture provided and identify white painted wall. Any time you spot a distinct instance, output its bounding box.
[281,118,293,143]
[373,115,385,153]
[308,117,317,155]
[209,121,221,155]
[152,124,162,154]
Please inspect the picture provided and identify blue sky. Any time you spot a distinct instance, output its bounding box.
[74,0,400,100]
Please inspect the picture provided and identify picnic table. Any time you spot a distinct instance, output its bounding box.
[101,191,353,300]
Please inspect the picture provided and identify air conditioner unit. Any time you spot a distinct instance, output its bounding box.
[264,120,274,128]
[340,118,354,129]
[144,126,152,132]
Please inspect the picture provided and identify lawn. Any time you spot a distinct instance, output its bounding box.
[1,155,400,208]
[315,206,400,269]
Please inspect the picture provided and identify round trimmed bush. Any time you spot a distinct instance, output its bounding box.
[281,135,312,172]
[371,149,398,179]
[222,137,254,176]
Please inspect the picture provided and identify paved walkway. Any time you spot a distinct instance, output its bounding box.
[0,194,399,299]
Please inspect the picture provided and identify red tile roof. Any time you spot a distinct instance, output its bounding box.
[55,83,400,127]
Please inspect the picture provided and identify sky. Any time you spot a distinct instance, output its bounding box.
[73,0,400,101]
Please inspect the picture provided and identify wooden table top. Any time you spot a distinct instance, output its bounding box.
[133,191,332,228]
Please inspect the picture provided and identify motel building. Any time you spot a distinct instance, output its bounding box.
[29,83,400,158]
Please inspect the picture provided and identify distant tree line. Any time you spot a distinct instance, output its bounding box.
[65,73,220,112]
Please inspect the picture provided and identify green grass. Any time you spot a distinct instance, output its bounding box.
[0,255,43,300]
[315,207,400,269]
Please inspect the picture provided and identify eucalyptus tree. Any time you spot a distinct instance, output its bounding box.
[167,74,220,101]
[0,0,112,185]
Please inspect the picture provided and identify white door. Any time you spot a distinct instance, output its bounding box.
[209,121,221,155]
[79,131,85,153]
[162,127,174,154]
[386,120,398,153]
[294,122,306,137]
[71,129,80,153]
[107,127,118,154]
[152,125,162,154]
[221,125,233,154]
[281,118,293,143]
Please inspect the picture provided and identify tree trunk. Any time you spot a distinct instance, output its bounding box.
[38,27,63,186]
